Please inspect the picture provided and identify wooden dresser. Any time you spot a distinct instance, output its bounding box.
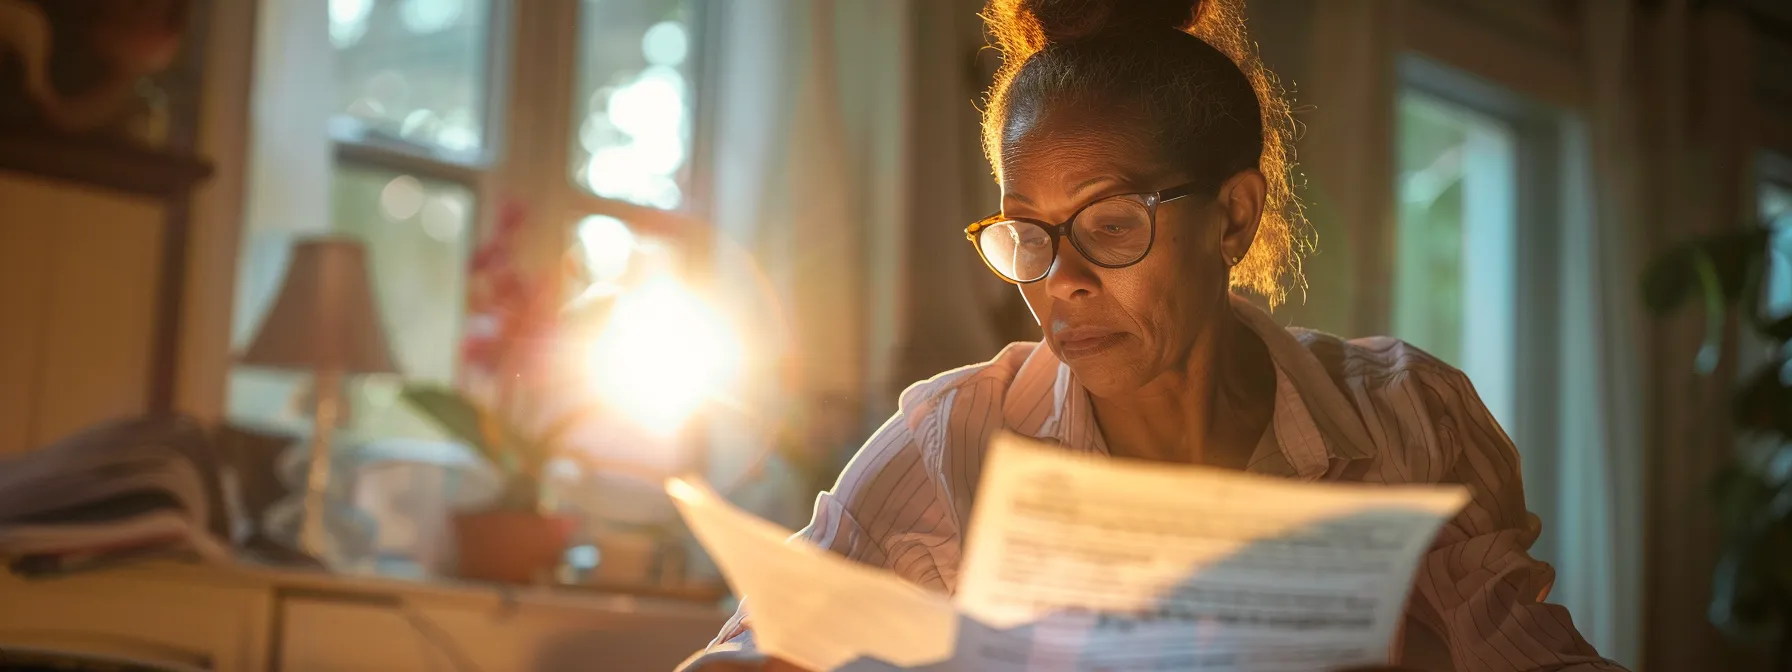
[0,561,726,671]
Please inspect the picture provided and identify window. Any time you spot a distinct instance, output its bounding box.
[1759,166,1792,321]
[230,0,705,446]
[572,0,698,209]
[1391,56,1569,568]
[1393,90,1519,429]
[331,0,495,161]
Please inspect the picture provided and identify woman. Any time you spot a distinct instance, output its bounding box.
[687,0,1625,670]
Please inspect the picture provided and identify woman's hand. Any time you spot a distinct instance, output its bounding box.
[688,658,813,672]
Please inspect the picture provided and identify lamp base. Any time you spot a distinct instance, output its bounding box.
[259,368,379,570]
[262,489,378,570]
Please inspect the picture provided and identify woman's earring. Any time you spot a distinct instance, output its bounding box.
[1226,254,1243,267]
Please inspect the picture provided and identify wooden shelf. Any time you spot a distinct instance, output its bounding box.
[0,126,213,198]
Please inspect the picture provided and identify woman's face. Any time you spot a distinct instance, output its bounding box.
[999,107,1265,398]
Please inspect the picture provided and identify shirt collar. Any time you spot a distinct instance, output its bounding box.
[1001,295,1378,479]
[1229,295,1379,473]
[1000,343,1107,453]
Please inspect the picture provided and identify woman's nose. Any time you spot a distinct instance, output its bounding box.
[1043,243,1100,301]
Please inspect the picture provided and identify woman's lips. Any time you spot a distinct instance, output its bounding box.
[1055,327,1126,358]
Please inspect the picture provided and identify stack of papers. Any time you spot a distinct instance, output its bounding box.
[0,417,231,576]
[670,432,1469,672]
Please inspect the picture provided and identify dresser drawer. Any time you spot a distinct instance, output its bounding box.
[277,588,725,671]
[0,570,268,671]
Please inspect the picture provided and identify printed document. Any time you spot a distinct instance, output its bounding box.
[669,432,1469,671]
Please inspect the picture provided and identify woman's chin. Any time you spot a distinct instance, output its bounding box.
[1057,350,1154,398]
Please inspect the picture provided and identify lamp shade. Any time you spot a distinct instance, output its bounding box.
[242,238,398,375]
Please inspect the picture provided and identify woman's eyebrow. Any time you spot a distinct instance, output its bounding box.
[1004,175,1126,209]
[1069,174,1123,196]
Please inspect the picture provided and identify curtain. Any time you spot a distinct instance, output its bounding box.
[228,0,337,427]
[701,0,911,521]
[894,2,1030,391]
[1550,2,1645,666]
[699,0,1018,533]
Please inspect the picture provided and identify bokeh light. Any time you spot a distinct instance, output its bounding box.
[330,0,372,47]
[400,109,443,141]
[583,275,743,436]
[400,0,465,34]
[379,175,425,221]
[576,23,691,209]
[419,192,469,242]
[606,67,685,142]
[577,214,636,284]
[642,21,689,67]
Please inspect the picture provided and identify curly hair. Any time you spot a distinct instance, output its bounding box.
[980,0,1310,306]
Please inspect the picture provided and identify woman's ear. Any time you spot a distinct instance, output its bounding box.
[1217,169,1266,263]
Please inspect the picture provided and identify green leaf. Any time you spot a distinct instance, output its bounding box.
[400,384,499,457]
[398,384,536,472]
[535,403,604,457]
[1642,230,1771,314]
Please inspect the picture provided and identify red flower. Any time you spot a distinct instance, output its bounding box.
[459,201,574,391]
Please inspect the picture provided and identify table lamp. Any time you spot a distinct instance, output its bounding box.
[241,237,397,565]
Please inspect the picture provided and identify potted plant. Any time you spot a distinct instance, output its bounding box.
[398,203,609,584]
[399,382,588,584]
[1642,226,1792,669]
[407,204,824,587]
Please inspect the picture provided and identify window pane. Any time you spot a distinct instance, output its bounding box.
[1393,92,1518,428]
[229,165,474,441]
[571,0,697,209]
[1761,180,1792,320]
[333,0,493,161]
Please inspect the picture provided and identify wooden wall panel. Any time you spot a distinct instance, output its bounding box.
[0,177,57,454]
[0,174,164,453]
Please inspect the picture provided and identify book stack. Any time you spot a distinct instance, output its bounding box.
[0,416,233,577]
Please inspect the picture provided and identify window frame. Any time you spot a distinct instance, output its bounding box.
[324,0,718,378]
[316,0,508,422]
[329,0,717,251]
[482,0,725,496]
[228,0,717,437]
[328,0,512,178]
[1395,53,1570,565]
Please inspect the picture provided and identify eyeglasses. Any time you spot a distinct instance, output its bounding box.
[964,181,1201,284]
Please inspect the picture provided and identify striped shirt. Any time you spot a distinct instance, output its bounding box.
[684,297,1626,671]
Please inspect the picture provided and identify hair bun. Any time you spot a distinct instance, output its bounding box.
[988,0,1208,47]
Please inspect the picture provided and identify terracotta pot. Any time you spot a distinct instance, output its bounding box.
[453,510,574,585]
